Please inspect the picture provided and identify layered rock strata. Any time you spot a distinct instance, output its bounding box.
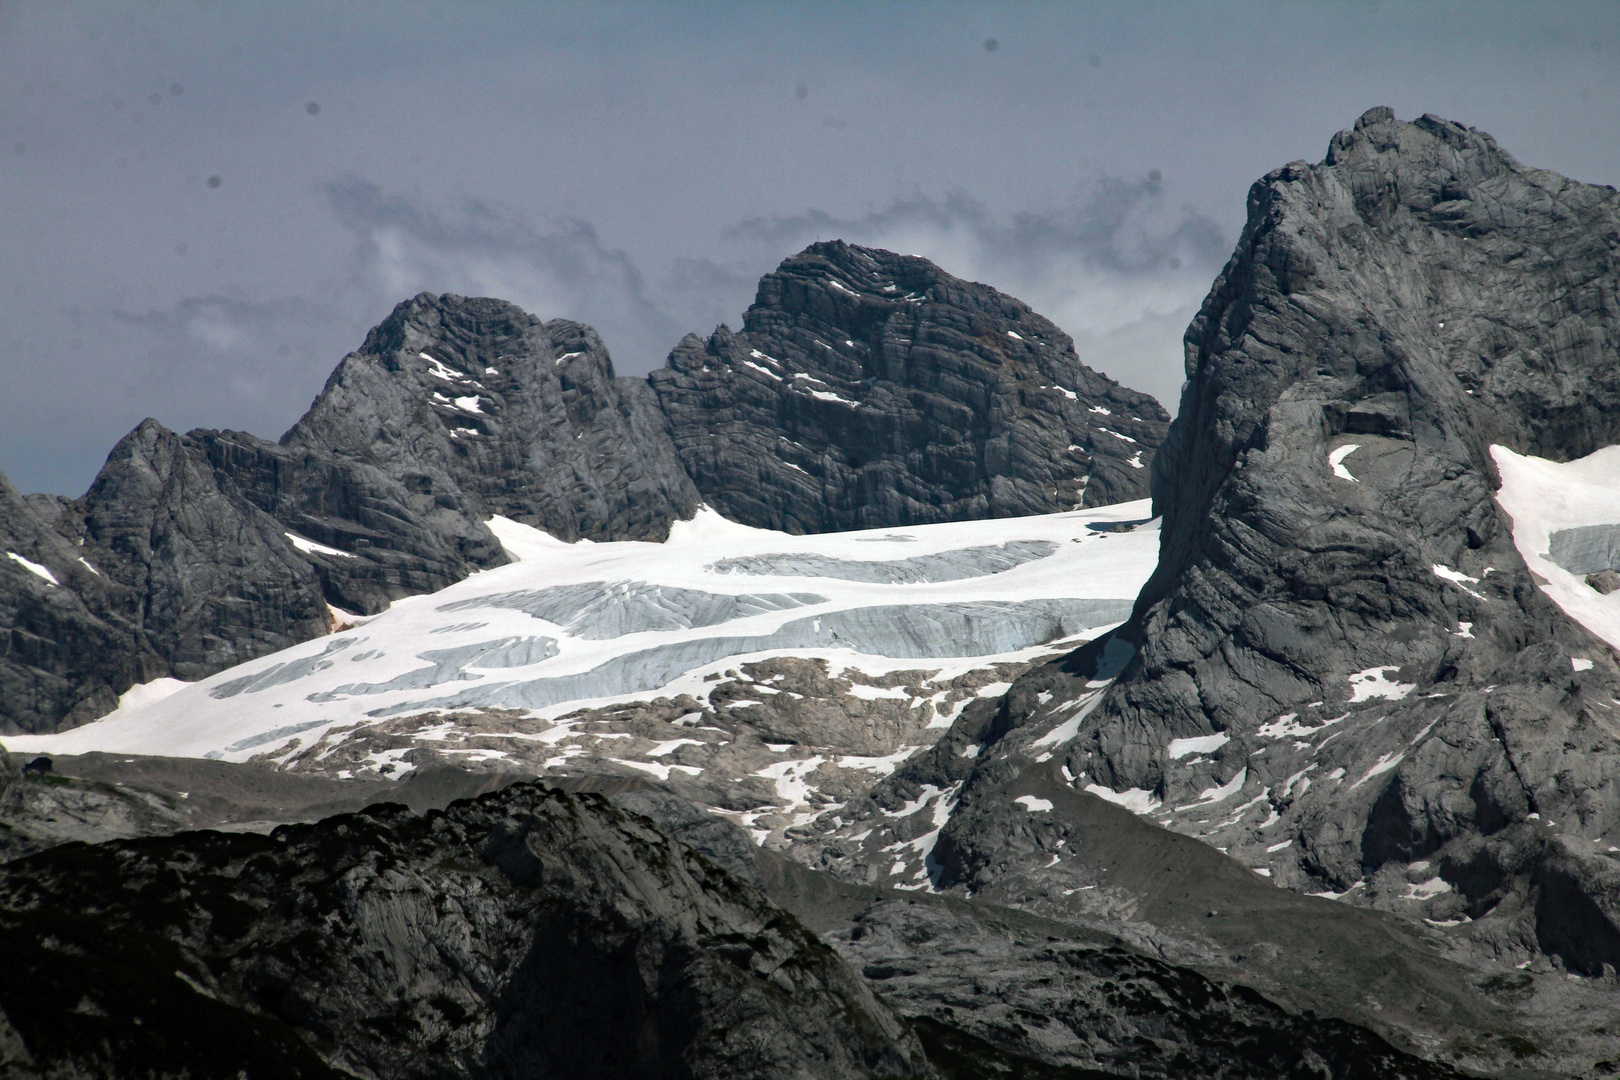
[0,782,927,1079]
[652,240,1167,532]
[798,109,1620,993]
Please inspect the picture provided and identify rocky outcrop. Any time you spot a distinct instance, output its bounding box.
[840,109,1620,981]
[0,470,156,734]
[0,423,335,736]
[192,294,703,615]
[0,782,927,1079]
[274,294,701,546]
[651,241,1167,533]
[0,758,1499,1079]
[70,421,335,678]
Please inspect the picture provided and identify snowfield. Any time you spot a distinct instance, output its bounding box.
[1493,444,1620,653]
[4,503,1159,837]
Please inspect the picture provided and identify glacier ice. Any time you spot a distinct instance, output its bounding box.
[438,582,827,638]
[705,540,1058,584]
[367,598,1131,715]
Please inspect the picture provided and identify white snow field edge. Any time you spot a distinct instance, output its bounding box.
[1493,444,1620,655]
[4,502,1160,765]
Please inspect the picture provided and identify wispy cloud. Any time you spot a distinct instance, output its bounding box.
[324,178,684,373]
[102,176,1228,466]
[107,294,349,437]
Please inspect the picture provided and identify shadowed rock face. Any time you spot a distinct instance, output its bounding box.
[0,470,157,734]
[0,782,928,1080]
[192,293,702,615]
[0,422,333,735]
[651,241,1168,533]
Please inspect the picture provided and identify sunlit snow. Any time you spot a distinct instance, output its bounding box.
[6,552,57,586]
[1494,444,1620,654]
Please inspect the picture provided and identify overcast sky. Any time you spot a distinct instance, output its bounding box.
[2,1,1616,496]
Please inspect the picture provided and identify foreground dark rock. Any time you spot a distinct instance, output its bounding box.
[0,761,1483,1079]
[0,782,926,1080]
[652,241,1167,533]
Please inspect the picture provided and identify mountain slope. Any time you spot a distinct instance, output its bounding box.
[6,261,1162,736]
[0,782,927,1079]
[6,502,1159,847]
[825,109,1620,977]
[651,241,1168,533]
[0,470,155,733]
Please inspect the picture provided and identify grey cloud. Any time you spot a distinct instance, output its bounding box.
[324,177,684,374]
[107,294,354,441]
[723,181,1229,280]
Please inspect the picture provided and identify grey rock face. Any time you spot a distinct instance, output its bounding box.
[0,469,155,734]
[188,424,509,618]
[884,110,1620,980]
[280,294,702,545]
[71,421,335,681]
[651,241,1167,533]
[0,782,927,1079]
[0,423,335,735]
[192,293,703,616]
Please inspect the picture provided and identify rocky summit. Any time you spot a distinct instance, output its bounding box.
[6,108,1620,1078]
[653,241,1167,533]
[1,248,1157,738]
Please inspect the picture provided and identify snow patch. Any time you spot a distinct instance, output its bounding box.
[1431,564,1485,600]
[1328,444,1361,481]
[1085,784,1162,814]
[419,353,463,381]
[6,552,57,585]
[1014,795,1054,812]
[1350,752,1405,790]
[118,677,189,711]
[1168,733,1229,759]
[285,533,356,559]
[1349,667,1415,702]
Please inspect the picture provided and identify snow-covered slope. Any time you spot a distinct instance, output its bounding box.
[1494,444,1620,653]
[5,502,1159,842]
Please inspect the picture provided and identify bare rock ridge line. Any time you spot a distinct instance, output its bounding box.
[792,107,1620,1012]
[650,241,1168,533]
[0,773,1469,1079]
[2,246,1158,735]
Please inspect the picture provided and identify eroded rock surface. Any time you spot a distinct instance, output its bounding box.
[829,109,1620,992]
[651,241,1168,532]
[0,782,927,1080]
